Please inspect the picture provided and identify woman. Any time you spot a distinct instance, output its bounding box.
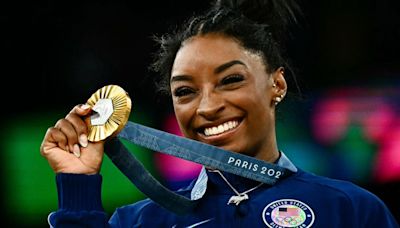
[40,0,399,227]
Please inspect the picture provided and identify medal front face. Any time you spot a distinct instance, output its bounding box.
[86,85,132,142]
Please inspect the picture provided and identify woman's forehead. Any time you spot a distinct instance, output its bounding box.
[173,34,264,71]
[180,34,243,55]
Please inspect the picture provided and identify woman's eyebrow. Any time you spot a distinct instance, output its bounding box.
[170,75,192,84]
[214,60,246,74]
[171,60,246,84]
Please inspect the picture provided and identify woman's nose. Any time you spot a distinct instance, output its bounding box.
[196,92,225,119]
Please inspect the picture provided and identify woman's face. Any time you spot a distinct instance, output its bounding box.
[170,34,283,161]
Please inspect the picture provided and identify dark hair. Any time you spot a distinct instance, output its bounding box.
[150,0,302,97]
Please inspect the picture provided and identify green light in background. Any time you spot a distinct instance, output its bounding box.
[2,109,157,226]
[335,124,376,182]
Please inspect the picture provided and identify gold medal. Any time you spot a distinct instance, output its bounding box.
[85,85,132,142]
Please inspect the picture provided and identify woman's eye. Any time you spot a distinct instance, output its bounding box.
[221,74,244,85]
[173,87,195,97]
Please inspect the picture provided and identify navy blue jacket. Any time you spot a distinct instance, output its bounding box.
[49,167,399,227]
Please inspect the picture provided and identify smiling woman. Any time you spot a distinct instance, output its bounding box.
[39,0,399,227]
[170,34,284,162]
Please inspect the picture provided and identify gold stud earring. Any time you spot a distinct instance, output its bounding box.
[274,96,282,106]
[274,94,285,106]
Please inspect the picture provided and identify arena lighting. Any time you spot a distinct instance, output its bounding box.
[311,87,400,183]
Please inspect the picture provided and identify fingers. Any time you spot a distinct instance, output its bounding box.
[69,103,92,145]
[65,113,88,147]
[54,118,80,157]
[70,104,92,116]
[40,127,69,156]
[51,128,69,152]
[54,104,92,157]
[40,103,107,174]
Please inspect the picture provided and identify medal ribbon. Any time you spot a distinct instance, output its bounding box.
[104,121,293,214]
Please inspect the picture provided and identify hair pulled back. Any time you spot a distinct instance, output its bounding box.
[151,0,302,96]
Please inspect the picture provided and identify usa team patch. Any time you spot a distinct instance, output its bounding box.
[262,199,315,228]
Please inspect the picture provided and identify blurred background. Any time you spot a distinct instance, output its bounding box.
[2,0,399,226]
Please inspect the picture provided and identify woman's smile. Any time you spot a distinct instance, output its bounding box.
[196,118,243,145]
[202,119,240,136]
[170,33,283,161]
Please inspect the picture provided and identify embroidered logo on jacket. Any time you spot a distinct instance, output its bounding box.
[262,199,315,228]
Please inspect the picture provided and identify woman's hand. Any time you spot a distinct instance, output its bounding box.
[40,104,104,174]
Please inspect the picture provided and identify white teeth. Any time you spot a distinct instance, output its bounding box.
[204,120,239,136]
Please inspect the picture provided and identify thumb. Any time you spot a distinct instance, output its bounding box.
[75,104,92,116]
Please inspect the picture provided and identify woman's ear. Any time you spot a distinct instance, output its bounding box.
[271,67,287,105]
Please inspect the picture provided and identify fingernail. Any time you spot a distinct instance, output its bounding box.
[73,144,81,158]
[81,104,91,110]
[79,134,88,148]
